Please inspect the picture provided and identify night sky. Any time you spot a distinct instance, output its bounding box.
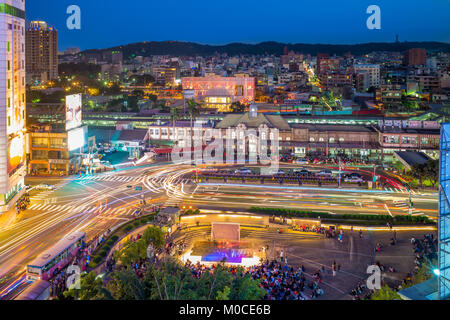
[26,0,450,51]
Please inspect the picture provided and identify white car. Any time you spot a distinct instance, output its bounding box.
[294,158,308,165]
[344,176,364,183]
[271,169,285,175]
[317,170,333,177]
[36,184,56,190]
[234,168,252,175]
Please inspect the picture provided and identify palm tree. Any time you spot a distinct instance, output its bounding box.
[187,99,200,148]
[170,107,180,143]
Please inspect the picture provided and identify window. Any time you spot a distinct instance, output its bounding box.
[329,137,335,143]
[261,132,267,140]
[310,137,315,142]
[319,137,324,142]
[339,138,345,142]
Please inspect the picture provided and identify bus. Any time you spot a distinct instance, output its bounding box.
[15,280,51,300]
[26,232,86,282]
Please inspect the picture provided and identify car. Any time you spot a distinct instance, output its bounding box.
[348,172,362,178]
[344,176,364,183]
[272,169,285,175]
[234,168,252,175]
[294,158,308,165]
[36,184,55,190]
[317,170,333,177]
[294,169,311,176]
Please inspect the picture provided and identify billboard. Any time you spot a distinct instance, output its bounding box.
[211,222,240,241]
[68,127,86,151]
[66,94,82,131]
[8,134,26,174]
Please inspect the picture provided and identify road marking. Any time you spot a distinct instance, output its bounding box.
[384,204,393,217]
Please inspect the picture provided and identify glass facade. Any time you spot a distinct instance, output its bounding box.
[439,123,450,300]
[0,3,25,19]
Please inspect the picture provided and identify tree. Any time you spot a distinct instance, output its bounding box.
[370,284,402,300]
[230,102,246,113]
[114,226,164,265]
[424,159,439,188]
[64,271,113,300]
[107,268,148,300]
[409,163,426,187]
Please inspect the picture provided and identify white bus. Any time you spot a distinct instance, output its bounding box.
[26,232,86,282]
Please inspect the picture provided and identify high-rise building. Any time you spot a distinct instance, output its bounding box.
[25,20,58,84]
[354,64,380,90]
[316,53,340,75]
[403,48,427,66]
[0,0,27,213]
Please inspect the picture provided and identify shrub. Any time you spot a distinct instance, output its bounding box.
[98,250,108,258]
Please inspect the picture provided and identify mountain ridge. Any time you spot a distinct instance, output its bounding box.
[79,40,450,58]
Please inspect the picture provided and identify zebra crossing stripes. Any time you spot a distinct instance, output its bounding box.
[27,202,140,217]
[383,187,416,194]
[77,174,190,185]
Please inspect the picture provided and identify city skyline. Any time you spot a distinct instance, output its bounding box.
[26,0,450,51]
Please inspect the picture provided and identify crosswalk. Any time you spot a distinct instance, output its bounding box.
[27,202,140,217]
[392,200,425,216]
[77,174,191,185]
[383,187,417,194]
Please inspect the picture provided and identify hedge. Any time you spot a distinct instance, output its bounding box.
[248,207,435,225]
[88,213,156,269]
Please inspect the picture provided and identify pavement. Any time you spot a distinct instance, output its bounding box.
[0,161,439,300]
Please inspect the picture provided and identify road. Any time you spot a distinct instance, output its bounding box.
[0,162,192,299]
[0,161,438,298]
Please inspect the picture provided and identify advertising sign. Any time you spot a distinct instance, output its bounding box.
[8,134,26,174]
[68,127,85,151]
[66,94,82,131]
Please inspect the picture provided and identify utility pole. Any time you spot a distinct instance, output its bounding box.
[338,157,342,188]
[408,187,413,215]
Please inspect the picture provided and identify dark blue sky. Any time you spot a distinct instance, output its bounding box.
[27,0,450,51]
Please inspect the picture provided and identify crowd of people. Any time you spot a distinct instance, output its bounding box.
[396,233,437,291]
[15,193,30,213]
[183,259,326,300]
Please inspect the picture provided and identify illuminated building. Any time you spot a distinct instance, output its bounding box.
[316,53,340,75]
[152,66,178,86]
[0,0,27,212]
[182,75,255,112]
[403,48,427,66]
[353,64,380,90]
[439,123,450,300]
[27,95,87,176]
[25,20,58,84]
[318,72,353,90]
